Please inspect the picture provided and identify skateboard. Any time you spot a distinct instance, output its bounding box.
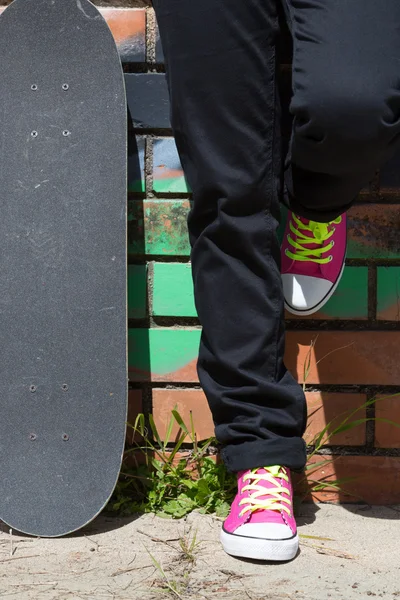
[0,0,128,537]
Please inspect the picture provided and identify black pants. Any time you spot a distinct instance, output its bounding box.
[153,0,400,472]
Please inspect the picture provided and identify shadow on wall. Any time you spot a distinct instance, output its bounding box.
[126,105,151,446]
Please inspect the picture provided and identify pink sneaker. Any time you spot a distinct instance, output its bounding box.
[281,212,347,316]
[220,466,298,561]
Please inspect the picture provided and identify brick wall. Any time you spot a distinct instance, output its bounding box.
[7,0,399,503]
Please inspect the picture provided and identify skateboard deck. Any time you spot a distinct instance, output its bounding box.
[0,0,127,537]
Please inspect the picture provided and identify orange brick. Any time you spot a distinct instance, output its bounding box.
[152,389,367,446]
[132,331,400,385]
[126,390,143,445]
[304,393,367,446]
[152,388,214,442]
[285,331,400,385]
[100,8,146,60]
[375,394,400,448]
[295,455,400,504]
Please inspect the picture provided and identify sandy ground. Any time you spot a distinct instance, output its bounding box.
[1,504,399,600]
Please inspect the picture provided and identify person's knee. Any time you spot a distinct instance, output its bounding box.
[292,79,398,172]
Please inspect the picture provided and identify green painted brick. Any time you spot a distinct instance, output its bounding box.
[377,267,400,321]
[128,265,147,319]
[129,200,400,260]
[128,200,191,256]
[128,328,201,380]
[153,177,189,194]
[153,263,195,317]
[151,263,367,319]
[318,267,368,319]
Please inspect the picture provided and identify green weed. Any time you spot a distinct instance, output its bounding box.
[109,339,400,517]
[299,336,400,501]
[109,408,236,519]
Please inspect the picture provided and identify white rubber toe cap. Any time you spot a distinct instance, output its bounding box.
[282,274,333,316]
[220,525,299,561]
[234,522,294,540]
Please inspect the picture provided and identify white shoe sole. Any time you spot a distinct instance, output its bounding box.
[284,260,346,317]
[220,528,299,561]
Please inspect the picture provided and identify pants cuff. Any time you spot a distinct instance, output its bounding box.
[220,437,307,473]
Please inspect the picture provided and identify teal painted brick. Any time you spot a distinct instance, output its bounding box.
[128,265,147,318]
[128,328,201,381]
[151,263,367,319]
[153,263,195,316]
[317,267,368,319]
[377,267,400,321]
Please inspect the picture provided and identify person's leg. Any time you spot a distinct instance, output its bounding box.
[280,0,400,315]
[154,0,302,562]
[286,0,400,218]
[153,0,306,474]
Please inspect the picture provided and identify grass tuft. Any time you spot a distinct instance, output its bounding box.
[109,338,400,518]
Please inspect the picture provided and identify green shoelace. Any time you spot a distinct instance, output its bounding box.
[285,214,342,264]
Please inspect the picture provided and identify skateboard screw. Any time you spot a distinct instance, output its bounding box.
[62,433,69,441]
[31,84,38,91]
[29,433,37,441]
[62,130,71,137]
[62,384,68,391]
[31,131,38,138]
[62,84,69,91]
[30,385,37,393]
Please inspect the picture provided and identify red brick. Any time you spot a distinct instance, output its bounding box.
[101,8,146,63]
[295,455,400,504]
[126,390,143,445]
[130,330,400,386]
[152,389,367,446]
[152,389,214,442]
[375,394,400,448]
[304,393,367,446]
[285,331,400,386]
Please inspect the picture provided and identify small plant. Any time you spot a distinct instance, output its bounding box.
[178,527,202,563]
[109,408,236,519]
[109,338,400,518]
[145,547,184,599]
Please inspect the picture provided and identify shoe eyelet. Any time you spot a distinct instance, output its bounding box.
[285,249,290,256]
[328,255,333,262]
[332,227,336,233]
[330,240,335,247]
